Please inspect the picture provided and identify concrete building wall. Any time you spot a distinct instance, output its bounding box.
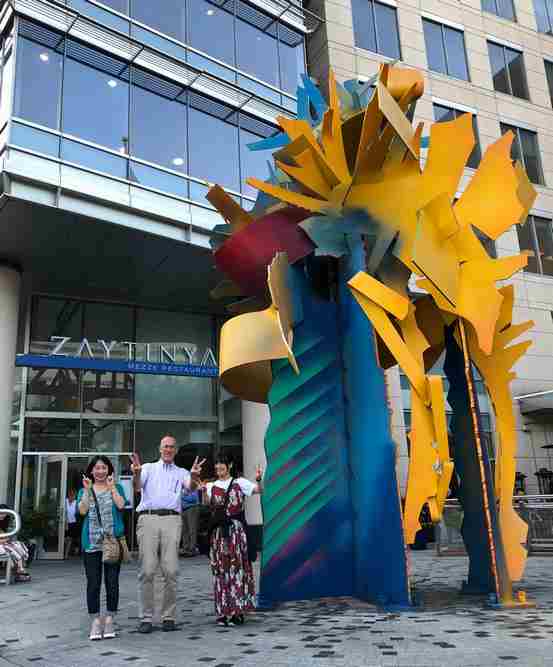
[307,0,553,494]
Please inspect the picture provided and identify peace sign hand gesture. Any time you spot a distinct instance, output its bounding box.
[129,452,142,475]
[255,465,264,482]
[190,457,206,477]
[82,475,91,491]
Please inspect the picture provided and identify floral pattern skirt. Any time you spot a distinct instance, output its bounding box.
[210,519,255,617]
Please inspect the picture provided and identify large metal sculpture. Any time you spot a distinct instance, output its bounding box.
[207,64,536,608]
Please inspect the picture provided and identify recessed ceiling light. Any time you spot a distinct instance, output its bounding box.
[172,157,184,166]
[206,8,215,15]
[107,79,117,88]
[39,53,49,62]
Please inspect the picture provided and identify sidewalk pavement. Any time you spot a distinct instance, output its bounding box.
[2,550,553,667]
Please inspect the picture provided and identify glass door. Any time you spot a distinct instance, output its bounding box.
[36,455,67,559]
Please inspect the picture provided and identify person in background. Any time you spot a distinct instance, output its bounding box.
[130,436,205,634]
[0,504,31,583]
[65,488,80,558]
[180,487,200,557]
[78,455,127,641]
[205,457,263,627]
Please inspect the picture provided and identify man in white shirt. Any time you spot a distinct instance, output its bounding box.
[131,435,204,633]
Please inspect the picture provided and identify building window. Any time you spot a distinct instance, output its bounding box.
[14,36,63,130]
[500,123,544,185]
[130,70,187,173]
[433,103,481,168]
[422,19,469,81]
[481,0,516,21]
[187,0,235,68]
[14,21,276,199]
[545,60,553,107]
[488,42,529,100]
[236,18,279,89]
[62,42,130,153]
[132,0,186,43]
[516,215,553,276]
[351,0,401,59]
[533,0,553,34]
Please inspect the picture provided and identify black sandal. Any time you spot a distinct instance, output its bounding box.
[230,614,244,626]
[15,571,31,582]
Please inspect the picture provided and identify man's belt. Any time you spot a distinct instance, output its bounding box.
[139,509,180,517]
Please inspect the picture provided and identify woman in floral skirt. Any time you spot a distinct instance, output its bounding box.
[205,457,263,626]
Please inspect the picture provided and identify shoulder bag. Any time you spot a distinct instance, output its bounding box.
[207,478,234,540]
[90,486,130,564]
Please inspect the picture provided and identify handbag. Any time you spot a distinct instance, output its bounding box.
[207,478,234,540]
[90,486,130,564]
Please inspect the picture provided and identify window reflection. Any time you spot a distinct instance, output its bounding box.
[80,418,133,452]
[188,0,235,66]
[82,371,134,414]
[98,0,128,13]
[239,127,272,197]
[63,50,129,152]
[25,418,80,452]
[188,106,240,191]
[15,22,280,201]
[30,297,83,351]
[423,19,469,81]
[278,31,305,95]
[352,0,401,59]
[132,0,186,42]
[26,368,80,412]
[130,81,187,172]
[14,38,62,129]
[236,20,279,88]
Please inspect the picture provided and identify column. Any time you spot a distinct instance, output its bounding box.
[0,265,21,504]
[241,400,269,525]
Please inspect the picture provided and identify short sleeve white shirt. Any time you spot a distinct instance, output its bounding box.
[205,477,256,501]
[136,460,191,512]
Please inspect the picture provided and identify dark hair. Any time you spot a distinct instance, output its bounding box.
[0,504,12,532]
[214,456,233,469]
[85,455,114,480]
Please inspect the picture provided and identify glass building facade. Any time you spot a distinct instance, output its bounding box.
[0,0,304,552]
[12,19,284,208]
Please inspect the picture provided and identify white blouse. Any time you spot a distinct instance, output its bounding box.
[205,477,256,501]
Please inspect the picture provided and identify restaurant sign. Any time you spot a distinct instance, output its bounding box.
[16,337,218,378]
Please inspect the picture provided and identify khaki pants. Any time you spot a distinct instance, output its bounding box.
[181,506,200,553]
[137,514,182,622]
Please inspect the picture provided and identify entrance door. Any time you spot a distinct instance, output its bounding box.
[36,455,67,559]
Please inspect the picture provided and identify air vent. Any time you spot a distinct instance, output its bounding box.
[239,113,276,138]
[132,67,183,100]
[278,23,304,47]
[189,91,238,124]
[19,17,64,50]
[66,37,129,79]
[236,0,274,31]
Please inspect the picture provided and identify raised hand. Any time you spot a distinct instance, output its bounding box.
[106,475,115,490]
[190,457,206,476]
[130,452,142,475]
[82,475,91,491]
[255,464,264,482]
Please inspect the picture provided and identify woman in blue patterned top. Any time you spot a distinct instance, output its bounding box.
[78,456,127,641]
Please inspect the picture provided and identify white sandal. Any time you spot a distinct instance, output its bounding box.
[89,617,102,641]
